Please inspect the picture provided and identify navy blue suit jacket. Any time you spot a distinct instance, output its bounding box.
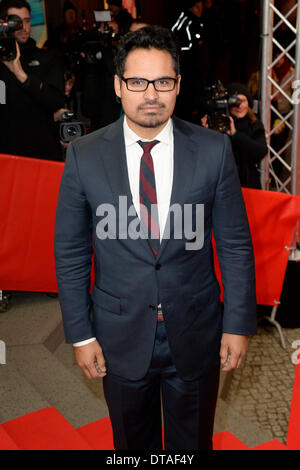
[54,116,257,381]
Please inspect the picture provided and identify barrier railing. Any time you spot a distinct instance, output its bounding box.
[1,154,300,347]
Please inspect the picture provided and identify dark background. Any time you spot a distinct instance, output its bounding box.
[44,0,262,86]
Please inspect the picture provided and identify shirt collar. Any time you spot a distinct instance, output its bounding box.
[123,116,173,147]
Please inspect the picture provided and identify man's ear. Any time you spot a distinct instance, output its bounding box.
[114,74,121,99]
[176,74,182,96]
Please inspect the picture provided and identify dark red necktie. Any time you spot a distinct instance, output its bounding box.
[138,140,160,257]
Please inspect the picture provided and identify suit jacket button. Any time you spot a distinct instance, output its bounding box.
[155,264,162,270]
[149,305,156,310]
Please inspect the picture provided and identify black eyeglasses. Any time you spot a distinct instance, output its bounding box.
[121,76,178,92]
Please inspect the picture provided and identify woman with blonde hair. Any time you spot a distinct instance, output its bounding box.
[225,82,268,189]
[202,82,267,189]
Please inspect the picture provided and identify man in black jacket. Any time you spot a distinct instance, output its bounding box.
[107,0,133,36]
[171,0,209,122]
[0,0,65,161]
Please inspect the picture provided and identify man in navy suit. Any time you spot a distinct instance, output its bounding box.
[54,26,257,450]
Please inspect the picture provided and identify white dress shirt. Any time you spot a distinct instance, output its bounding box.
[73,117,174,347]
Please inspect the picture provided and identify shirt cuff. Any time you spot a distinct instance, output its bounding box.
[73,337,97,347]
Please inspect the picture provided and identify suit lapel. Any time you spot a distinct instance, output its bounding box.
[158,117,197,259]
[101,117,132,204]
[101,117,154,259]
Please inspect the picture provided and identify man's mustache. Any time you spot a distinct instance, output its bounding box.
[138,101,166,110]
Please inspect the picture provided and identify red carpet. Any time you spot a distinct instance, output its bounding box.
[0,425,20,450]
[1,352,299,450]
[1,408,93,450]
[212,431,249,450]
[77,417,114,450]
[286,344,300,450]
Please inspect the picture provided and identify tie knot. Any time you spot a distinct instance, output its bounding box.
[138,140,159,154]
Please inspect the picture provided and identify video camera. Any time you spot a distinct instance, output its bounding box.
[202,81,242,133]
[68,10,119,66]
[59,111,86,143]
[0,15,23,61]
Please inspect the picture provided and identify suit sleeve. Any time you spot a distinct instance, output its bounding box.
[54,142,95,343]
[212,134,257,335]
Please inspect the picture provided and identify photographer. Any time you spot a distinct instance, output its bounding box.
[0,0,65,161]
[107,0,133,36]
[44,1,80,54]
[80,16,122,131]
[202,82,267,189]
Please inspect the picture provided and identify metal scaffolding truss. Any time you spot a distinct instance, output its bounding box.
[260,0,300,196]
[259,1,300,349]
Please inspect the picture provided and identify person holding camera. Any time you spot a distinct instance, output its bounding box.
[0,0,65,161]
[202,82,267,189]
[107,0,133,36]
[44,1,80,54]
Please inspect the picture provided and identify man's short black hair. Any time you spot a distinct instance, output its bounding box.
[186,0,203,8]
[107,0,122,7]
[114,25,180,78]
[0,0,31,16]
[63,0,77,14]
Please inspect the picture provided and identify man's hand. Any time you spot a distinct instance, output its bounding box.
[74,340,107,379]
[99,20,119,34]
[2,41,28,83]
[60,140,69,149]
[201,114,209,128]
[220,333,248,372]
[53,108,70,122]
[226,115,236,136]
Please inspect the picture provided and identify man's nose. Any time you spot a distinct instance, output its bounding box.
[144,82,159,99]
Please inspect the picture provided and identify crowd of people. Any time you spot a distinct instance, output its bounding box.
[0,2,296,451]
[0,0,271,314]
[0,0,269,187]
[0,0,292,314]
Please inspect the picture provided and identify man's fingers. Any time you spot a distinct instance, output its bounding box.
[221,349,246,371]
[82,359,106,379]
[96,350,106,371]
[220,345,240,371]
[220,342,229,366]
[86,361,106,379]
[93,359,107,377]
[74,341,107,379]
[220,334,248,372]
[222,351,238,371]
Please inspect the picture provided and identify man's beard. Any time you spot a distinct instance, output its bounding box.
[135,101,167,128]
[137,115,166,128]
[15,31,30,44]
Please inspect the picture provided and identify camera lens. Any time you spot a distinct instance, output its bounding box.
[60,122,85,142]
[67,126,78,137]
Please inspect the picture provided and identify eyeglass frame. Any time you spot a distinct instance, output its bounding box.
[121,76,179,92]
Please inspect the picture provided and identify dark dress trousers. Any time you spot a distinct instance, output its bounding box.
[54,115,257,449]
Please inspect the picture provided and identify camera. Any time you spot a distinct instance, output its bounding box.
[59,111,86,143]
[0,15,23,61]
[202,81,242,133]
[67,10,119,67]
